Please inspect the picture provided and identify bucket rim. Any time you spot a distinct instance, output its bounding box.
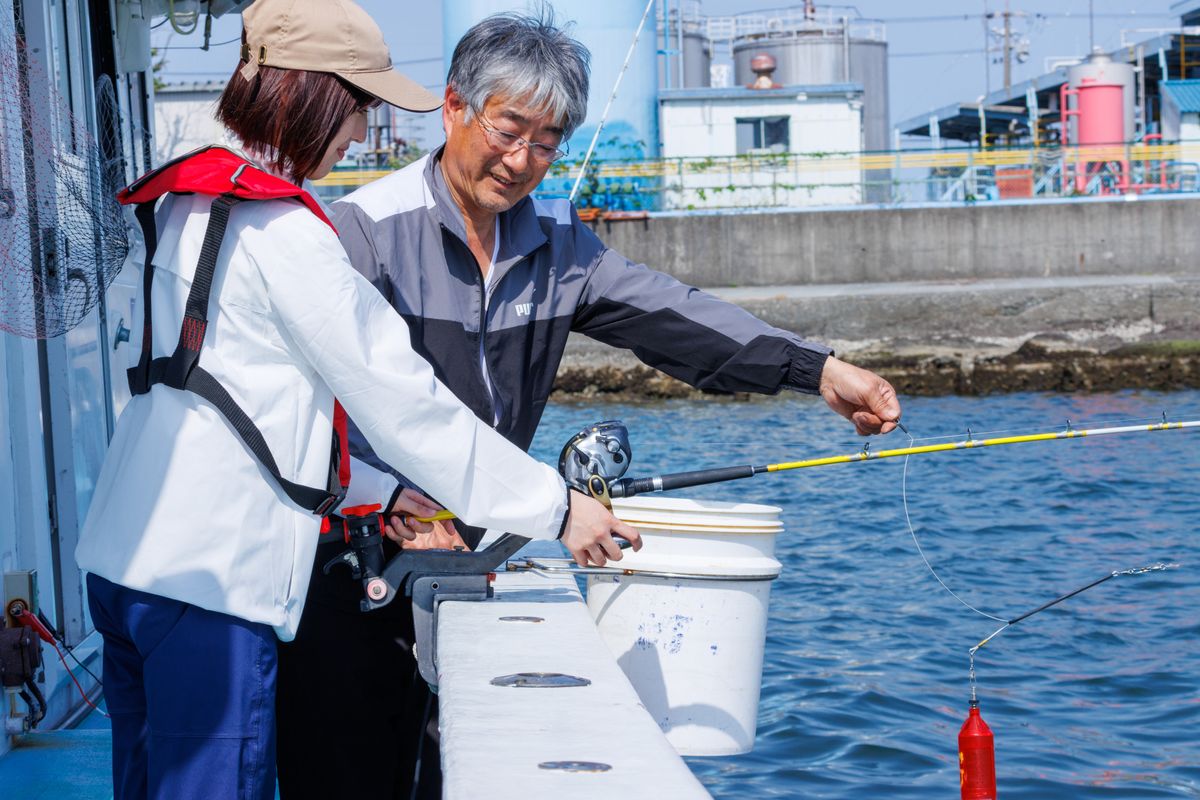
[611,496,782,516]
[611,496,783,532]
[615,519,784,534]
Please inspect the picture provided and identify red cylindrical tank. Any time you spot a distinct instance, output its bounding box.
[958,699,997,800]
[1074,77,1125,145]
[1061,51,1134,146]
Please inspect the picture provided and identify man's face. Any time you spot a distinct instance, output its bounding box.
[440,88,564,220]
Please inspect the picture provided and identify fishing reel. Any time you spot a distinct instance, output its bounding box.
[557,420,632,504]
[560,419,761,503]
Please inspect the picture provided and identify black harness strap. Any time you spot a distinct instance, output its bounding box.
[129,201,158,395]
[164,193,239,389]
[139,358,339,512]
[128,192,343,516]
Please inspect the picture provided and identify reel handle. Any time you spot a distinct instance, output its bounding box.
[582,475,632,549]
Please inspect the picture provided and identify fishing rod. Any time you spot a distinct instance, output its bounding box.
[412,416,1200,522]
[569,416,1200,505]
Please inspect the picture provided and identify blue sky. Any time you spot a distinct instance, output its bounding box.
[152,1,1182,148]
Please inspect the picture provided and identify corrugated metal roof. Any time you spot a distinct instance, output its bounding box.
[1161,80,1200,114]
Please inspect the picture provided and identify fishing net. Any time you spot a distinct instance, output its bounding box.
[0,17,131,339]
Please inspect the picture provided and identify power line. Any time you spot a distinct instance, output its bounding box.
[157,37,239,49]
[883,12,1176,24]
[891,49,983,58]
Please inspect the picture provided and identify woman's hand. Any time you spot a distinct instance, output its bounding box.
[561,491,642,567]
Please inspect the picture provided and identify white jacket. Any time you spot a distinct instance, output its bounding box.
[76,180,568,640]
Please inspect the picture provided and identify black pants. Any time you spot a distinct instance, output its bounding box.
[276,538,441,800]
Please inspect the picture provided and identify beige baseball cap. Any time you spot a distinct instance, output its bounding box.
[239,0,441,112]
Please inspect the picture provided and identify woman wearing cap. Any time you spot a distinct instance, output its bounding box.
[74,1,639,798]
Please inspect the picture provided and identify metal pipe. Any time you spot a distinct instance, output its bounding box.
[676,0,684,89]
[842,15,850,83]
[660,0,671,90]
[1137,44,1147,138]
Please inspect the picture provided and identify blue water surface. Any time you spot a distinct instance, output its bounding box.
[530,390,1200,799]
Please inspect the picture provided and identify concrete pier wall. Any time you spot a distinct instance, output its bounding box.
[559,197,1200,397]
[558,274,1200,397]
[595,197,1200,287]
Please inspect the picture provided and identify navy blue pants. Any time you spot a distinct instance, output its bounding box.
[87,574,278,800]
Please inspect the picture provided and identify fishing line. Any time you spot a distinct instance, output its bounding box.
[900,426,1007,623]
[897,417,1183,623]
[894,415,1184,706]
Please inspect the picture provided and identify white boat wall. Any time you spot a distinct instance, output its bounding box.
[0,0,156,758]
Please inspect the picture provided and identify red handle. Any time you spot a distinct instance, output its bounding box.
[12,608,56,644]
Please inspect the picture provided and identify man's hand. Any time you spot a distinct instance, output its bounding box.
[561,491,642,568]
[818,356,902,435]
[404,519,471,551]
[384,487,448,545]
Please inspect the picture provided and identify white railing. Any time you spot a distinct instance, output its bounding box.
[657,5,886,45]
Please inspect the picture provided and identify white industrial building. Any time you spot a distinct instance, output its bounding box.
[658,83,864,209]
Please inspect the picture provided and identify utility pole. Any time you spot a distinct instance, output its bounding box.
[1003,0,1013,95]
[983,0,991,96]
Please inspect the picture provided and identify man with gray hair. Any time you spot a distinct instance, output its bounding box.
[276,9,901,798]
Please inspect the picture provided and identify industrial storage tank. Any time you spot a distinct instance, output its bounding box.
[658,0,712,89]
[1061,51,1136,145]
[730,7,888,155]
[443,0,660,161]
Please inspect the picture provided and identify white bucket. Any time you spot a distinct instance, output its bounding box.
[586,496,783,756]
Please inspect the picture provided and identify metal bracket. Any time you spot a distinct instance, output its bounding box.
[410,573,492,685]
[326,521,535,684]
[366,532,531,612]
[349,533,534,686]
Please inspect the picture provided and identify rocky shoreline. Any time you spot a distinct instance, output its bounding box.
[551,338,1200,402]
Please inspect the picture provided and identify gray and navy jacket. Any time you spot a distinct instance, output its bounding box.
[332,148,831,505]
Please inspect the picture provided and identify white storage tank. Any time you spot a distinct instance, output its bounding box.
[586,496,784,756]
[658,0,712,89]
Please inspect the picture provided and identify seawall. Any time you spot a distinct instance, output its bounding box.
[592,196,1200,287]
[555,198,1200,399]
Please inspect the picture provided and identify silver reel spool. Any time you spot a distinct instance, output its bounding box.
[557,420,632,493]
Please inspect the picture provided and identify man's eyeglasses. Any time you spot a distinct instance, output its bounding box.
[475,115,568,164]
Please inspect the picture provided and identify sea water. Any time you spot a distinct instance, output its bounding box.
[530,390,1200,799]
